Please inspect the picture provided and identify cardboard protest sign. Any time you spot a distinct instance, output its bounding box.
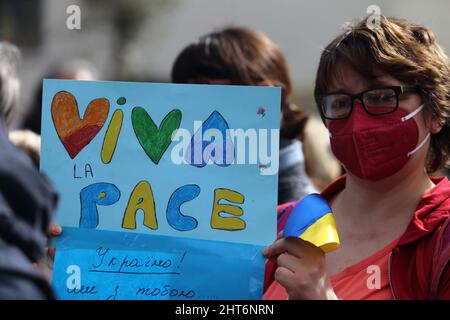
[40,79,280,299]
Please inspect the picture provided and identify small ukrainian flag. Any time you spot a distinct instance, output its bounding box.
[283,193,340,253]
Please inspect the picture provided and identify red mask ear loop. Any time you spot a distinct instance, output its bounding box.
[407,133,430,157]
[400,104,425,122]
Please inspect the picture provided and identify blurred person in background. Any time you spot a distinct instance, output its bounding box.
[9,60,98,168]
[8,129,41,167]
[171,26,320,204]
[21,59,98,136]
[0,42,57,299]
[264,16,450,300]
[302,118,343,190]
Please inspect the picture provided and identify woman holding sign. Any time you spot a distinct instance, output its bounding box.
[264,16,450,299]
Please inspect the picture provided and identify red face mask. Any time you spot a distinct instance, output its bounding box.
[328,102,429,181]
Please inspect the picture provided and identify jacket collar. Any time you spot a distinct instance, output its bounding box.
[320,175,450,245]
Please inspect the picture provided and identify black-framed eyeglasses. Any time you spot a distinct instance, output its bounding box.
[318,86,422,120]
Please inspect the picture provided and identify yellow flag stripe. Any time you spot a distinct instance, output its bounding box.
[299,212,340,253]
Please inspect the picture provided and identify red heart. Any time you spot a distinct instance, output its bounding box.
[51,91,109,158]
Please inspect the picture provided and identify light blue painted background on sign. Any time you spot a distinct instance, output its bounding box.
[41,79,280,245]
[53,228,265,300]
[41,79,280,300]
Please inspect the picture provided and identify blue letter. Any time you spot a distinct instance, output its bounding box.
[185,111,234,167]
[166,184,200,231]
[80,183,120,228]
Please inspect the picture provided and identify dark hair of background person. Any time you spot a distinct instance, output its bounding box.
[171,27,319,204]
[314,16,450,173]
[21,60,97,135]
[171,26,309,140]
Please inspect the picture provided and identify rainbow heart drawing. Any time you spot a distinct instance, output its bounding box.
[51,91,110,159]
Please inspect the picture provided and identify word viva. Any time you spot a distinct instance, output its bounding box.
[51,91,279,175]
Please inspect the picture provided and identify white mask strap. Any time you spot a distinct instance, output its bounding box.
[401,104,425,122]
[407,133,430,157]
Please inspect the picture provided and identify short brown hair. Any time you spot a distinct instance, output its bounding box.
[314,16,450,173]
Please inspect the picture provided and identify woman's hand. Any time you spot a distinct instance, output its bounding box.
[263,236,337,300]
[46,223,62,261]
[34,224,62,282]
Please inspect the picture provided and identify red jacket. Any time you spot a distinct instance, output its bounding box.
[264,175,450,299]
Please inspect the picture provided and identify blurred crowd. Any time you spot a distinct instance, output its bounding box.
[0,21,449,299]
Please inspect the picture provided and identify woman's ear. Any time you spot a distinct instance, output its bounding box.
[424,109,443,134]
[429,115,443,134]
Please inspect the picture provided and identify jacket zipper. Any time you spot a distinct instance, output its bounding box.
[388,250,397,300]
